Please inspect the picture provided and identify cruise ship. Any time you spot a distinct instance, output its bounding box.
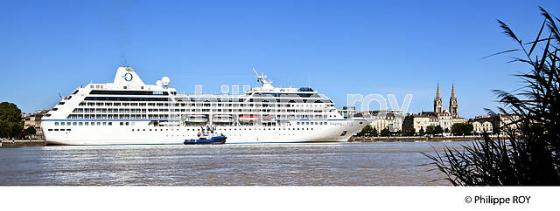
[41,66,367,145]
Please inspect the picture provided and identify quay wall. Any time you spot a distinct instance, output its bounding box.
[348,135,493,142]
[0,139,46,148]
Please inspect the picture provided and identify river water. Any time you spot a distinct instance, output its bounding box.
[0,141,473,186]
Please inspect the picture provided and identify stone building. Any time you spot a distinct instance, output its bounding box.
[361,110,404,133]
[469,114,519,135]
[403,111,453,134]
[403,83,466,134]
[22,110,49,139]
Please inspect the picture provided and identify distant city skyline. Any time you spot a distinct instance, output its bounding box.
[1,0,559,118]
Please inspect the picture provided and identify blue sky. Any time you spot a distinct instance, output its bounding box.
[0,0,559,118]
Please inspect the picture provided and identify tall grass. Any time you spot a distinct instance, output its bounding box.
[425,7,560,185]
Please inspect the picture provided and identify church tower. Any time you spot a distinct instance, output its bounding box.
[449,83,458,117]
[434,83,443,113]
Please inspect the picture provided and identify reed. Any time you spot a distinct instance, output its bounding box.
[425,7,560,185]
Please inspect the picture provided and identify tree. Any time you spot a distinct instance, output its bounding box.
[433,125,443,136]
[419,127,425,136]
[0,102,23,138]
[25,126,37,136]
[357,125,375,137]
[465,124,473,135]
[451,123,474,136]
[425,126,435,135]
[380,128,390,137]
[356,125,366,136]
[372,128,379,137]
[426,8,560,185]
[402,128,414,136]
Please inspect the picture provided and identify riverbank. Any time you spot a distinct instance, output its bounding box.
[0,139,46,148]
[349,135,492,142]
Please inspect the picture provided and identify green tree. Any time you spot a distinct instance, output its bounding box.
[425,126,435,135]
[451,123,474,136]
[0,102,23,138]
[451,123,461,136]
[357,125,375,137]
[427,8,560,185]
[25,126,37,136]
[380,128,391,137]
[433,125,443,136]
[418,127,425,136]
[372,128,379,137]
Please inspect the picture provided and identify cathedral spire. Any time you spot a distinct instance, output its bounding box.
[434,82,443,113]
[436,82,441,99]
[449,83,458,117]
[451,83,456,98]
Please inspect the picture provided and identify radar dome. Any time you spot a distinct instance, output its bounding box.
[161,76,170,86]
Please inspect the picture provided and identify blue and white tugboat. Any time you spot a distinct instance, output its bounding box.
[184,125,227,145]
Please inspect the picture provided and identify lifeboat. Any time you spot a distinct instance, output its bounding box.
[187,114,208,122]
[261,115,275,123]
[239,114,258,122]
[159,121,181,126]
[213,114,233,123]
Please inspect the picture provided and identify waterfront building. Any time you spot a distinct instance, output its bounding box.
[451,116,467,125]
[469,114,519,135]
[360,110,404,133]
[23,110,49,139]
[403,83,466,134]
[403,111,453,134]
[470,119,494,134]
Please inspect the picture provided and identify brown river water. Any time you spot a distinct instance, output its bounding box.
[0,141,474,186]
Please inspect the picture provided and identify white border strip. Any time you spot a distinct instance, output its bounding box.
[0,187,556,211]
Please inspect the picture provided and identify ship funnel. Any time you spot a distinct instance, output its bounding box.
[113,66,146,87]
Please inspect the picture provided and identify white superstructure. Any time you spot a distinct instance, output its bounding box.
[41,66,367,145]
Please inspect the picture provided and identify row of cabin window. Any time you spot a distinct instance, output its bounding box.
[67,114,169,119]
[219,127,315,131]
[77,102,330,107]
[79,102,169,107]
[53,121,329,127]
[53,121,133,126]
[296,121,327,126]
[47,128,71,132]
[69,113,328,119]
[131,127,315,132]
[73,108,327,112]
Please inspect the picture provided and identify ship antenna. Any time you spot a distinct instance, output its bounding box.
[121,52,128,66]
[252,66,262,86]
[307,72,311,88]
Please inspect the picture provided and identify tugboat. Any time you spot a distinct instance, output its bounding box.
[184,125,227,145]
[184,135,227,145]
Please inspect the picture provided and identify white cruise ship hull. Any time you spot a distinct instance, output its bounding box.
[40,66,369,146]
[42,119,366,145]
